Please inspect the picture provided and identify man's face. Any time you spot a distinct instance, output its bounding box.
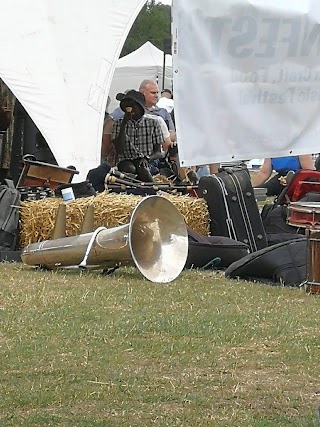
[121,99,144,120]
[141,83,159,107]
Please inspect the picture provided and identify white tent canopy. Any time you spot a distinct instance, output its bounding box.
[108,41,173,112]
[0,0,146,180]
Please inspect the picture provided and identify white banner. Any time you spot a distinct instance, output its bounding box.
[0,0,145,180]
[172,0,320,167]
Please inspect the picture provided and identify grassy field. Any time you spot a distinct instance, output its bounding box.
[1,263,320,426]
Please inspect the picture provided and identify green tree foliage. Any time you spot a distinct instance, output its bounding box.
[121,0,171,57]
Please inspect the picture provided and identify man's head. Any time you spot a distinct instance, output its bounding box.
[119,90,145,120]
[161,89,172,99]
[139,79,159,108]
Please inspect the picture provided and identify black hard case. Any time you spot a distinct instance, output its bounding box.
[198,169,267,252]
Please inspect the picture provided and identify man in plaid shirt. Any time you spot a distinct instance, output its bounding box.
[112,90,164,181]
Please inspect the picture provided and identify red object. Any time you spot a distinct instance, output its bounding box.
[288,202,320,229]
[277,170,320,205]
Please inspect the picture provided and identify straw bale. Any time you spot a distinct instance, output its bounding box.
[153,174,171,184]
[19,192,209,247]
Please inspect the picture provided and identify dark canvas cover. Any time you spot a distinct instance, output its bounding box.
[185,228,249,269]
[0,179,21,251]
[266,233,305,246]
[261,204,305,235]
[225,238,307,287]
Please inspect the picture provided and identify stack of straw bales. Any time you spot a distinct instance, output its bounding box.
[19,192,209,248]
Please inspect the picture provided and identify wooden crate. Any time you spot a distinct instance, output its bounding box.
[17,157,79,189]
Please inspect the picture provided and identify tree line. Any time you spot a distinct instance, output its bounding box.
[121,0,171,57]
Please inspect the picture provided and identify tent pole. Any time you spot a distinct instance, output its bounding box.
[162,51,166,90]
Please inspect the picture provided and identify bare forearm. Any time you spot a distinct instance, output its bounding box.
[252,171,270,187]
[163,136,172,151]
[209,163,220,174]
[101,135,111,159]
[299,154,315,170]
[113,122,127,154]
[169,130,176,142]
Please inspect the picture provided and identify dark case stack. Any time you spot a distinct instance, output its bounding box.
[198,167,267,252]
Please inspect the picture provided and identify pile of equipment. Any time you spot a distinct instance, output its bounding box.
[2,156,320,291]
[104,168,199,197]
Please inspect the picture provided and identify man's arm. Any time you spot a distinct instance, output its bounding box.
[163,135,173,151]
[155,115,172,151]
[251,158,272,187]
[152,120,167,156]
[112,113,131,154]
[209,163,220,174]
[101,116,113,160]
[299,154,315,170]
[166,111,176,142]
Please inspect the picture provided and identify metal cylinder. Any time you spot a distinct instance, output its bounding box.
[21,224,131,268]
[21,195,189,283]
[303,229,320,294]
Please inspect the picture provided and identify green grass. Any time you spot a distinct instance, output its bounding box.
[1,263,320,426]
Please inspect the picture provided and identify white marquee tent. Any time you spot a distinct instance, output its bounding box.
[0,0,146,180]
[108,42,173,112]
[2,0,315,181]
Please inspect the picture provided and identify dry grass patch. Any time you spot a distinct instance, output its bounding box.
[1,263,320,426]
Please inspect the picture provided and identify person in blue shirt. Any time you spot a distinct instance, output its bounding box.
[139,79,176,143]
[252,154,315,196]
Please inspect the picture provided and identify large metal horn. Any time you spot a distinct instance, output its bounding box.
[21,195,188,283]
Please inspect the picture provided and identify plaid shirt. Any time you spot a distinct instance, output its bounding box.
[112,115,164,161]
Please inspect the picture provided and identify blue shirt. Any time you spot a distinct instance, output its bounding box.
[271,156,301,174]
[145,106,175,131]
[110,107,124,120]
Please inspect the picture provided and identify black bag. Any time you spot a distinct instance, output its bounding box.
[158,156,179,180]
[261,203,304,235]
[86,164,111,192]
[261,197,320,237]
[298,191,320,203]
[0,179,21,251]
[225,238,307,287]
[266,232,305,246]
[55,180,96,198]
[185,227,249,269]
[198,168,267,252]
